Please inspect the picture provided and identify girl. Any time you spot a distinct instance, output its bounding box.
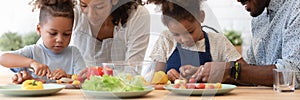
[148,0,242,82]
[0,0,86,83]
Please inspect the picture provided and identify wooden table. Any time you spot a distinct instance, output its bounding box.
[1,76,300,100]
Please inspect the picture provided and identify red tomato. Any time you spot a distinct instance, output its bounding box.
[97,67,104,76]
[103,67,113,76]
[196,83,206,89]
[174,84,180,88]
[207,84,215,89]
[187,84,196,89]
[189,78,196,83]
[87,67,100,79]
[184,84,188,89]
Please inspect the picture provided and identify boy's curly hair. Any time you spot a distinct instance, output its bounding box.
[30,0,76,25]
[111,0,143,27]
[147,0,202,26]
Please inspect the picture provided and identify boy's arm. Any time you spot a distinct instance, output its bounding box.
[0,53,35,68]
[0,53,50,76]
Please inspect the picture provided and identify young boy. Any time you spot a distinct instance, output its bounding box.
[0,0,86,83]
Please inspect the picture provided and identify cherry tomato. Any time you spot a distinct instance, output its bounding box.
[196,83,206,89]
[187,84,196,89]
[103,66,113,76]
[174,84,180,88]
[189,78,196,83]
[97,67,104,76]
[87,67,100,79]
[206,84,215,89]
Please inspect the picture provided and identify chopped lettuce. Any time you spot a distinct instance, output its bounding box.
[82,75,145,92]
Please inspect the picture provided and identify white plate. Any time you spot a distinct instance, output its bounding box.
[0,84,65,96]
[82,86,154,98]
[164,84,236,95]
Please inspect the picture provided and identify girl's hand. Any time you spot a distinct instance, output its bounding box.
[29,61,51,77]
[48,68,67,80]
[179,65,198,79]
[167,69,180,82]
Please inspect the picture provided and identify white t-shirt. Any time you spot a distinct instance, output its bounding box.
[150,30,242,63]
[71,5,150,66]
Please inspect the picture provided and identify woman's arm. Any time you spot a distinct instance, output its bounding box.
[125,6,150,62]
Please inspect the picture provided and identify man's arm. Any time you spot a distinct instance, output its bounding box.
[235,59,276,86]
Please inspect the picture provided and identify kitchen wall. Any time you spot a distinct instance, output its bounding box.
[144,0,253,60]
[207,0,252,57]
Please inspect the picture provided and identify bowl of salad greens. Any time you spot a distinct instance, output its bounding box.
[81,61,156,98]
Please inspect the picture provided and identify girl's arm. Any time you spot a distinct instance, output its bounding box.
[155,62,166,72]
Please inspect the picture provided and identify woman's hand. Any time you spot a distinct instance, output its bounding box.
[78,68,88,82]
[29,61,51,77]
[167,69,180,82]
[48,68,68,80]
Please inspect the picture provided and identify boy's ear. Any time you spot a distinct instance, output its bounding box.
[36,24,42,36]
[111,0,118,5]
[200,10,205,23]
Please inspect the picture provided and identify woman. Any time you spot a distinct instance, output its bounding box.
[12,0,150,83]
[72,0,150,66]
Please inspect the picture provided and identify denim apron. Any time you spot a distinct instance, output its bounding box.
[166,31,212,72]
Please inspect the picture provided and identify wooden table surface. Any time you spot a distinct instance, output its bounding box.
[1,75,300,100]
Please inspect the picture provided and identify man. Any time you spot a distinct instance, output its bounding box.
[181,0,300,87]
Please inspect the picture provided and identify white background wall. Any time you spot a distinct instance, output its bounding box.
[206,0,252,57]
[144,0,253,59]
[0,0,253,76]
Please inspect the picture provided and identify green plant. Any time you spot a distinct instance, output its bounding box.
[0,31,40,51]
[224,30,243,46]
[22,32,40,46]
[0,32,23,51]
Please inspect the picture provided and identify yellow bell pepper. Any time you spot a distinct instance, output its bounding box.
[71,74,78,80]
[72,80,80,85]
[22,80,44,90]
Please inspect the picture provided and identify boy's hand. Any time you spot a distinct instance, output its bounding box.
[12,70,45,84]
[30,61,51,77]
[167,69,180,82]
[48,68,67,80]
